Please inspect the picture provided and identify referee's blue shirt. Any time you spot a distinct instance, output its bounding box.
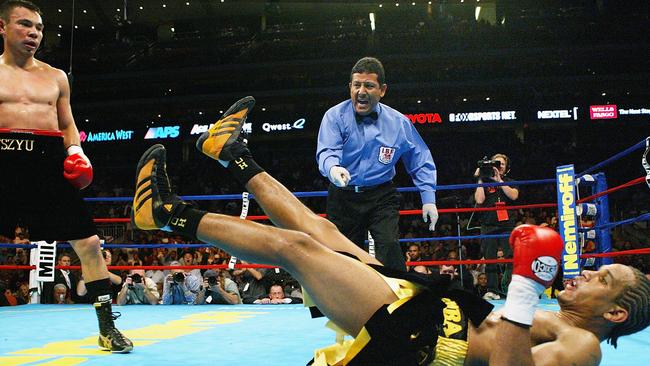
[317,100,437,204]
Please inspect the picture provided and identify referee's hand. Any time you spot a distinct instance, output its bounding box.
[329,166,351,187]
[422,203,439,231]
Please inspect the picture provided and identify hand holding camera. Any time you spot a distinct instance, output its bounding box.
[127,273,143,289]
[476,156,503,182]
[167,272,186,285]
[207,276,221,290]
[173,272,186,284]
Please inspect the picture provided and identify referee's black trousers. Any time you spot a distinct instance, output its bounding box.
[326,182,405,271]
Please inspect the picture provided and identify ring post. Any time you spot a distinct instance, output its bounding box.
[556,165,581,279]
[594,173,613,266]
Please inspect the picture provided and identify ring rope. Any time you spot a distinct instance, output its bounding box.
[88,202,559,223]
[80,137,649,205]
[582,247,650,258]
[89,173,643,224]
[398,234,509,243]
[0,234,511,250]
[82,178,557,203]
[0,264,279,271]
[591,212,650,231]
[577,137,648,176]
[0,243,212,250]
[2,247,649,272]
[577,176,647,203]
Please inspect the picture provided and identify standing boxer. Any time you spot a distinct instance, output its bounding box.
[0,1,131,352]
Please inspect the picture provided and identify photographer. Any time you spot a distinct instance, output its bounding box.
[116,269,159,305]
[232,260,268,304]
[195,269,241,305]
[162,261,201,305]
[473,153,518,292]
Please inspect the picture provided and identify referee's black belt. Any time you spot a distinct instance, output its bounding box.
[336,180,393,193]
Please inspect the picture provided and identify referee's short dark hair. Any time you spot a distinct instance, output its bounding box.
[351,57,386,85]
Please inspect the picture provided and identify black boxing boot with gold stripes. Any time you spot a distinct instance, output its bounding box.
[196,95,256,162]
[132,144,206,239]
[196,96,264,186]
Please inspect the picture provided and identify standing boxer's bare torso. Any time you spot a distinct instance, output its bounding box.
[0,57,61,130]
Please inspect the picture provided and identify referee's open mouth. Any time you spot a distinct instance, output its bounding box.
[354,98,372,114]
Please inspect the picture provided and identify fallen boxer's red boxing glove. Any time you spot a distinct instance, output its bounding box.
[509,224,563,288]
[501,225,563,326]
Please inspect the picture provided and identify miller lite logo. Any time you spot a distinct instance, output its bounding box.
[531,256,558,282]
[378,146,396,165]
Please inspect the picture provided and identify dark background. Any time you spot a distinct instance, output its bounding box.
[6,0,648,217]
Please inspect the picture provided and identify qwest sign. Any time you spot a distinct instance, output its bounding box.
[145,126,181,139]
[261,118,306,133]
[79,130,134,143]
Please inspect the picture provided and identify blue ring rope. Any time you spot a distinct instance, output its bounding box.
[578,138,648,176]
[591,212,650,231]
[84,178,556,203]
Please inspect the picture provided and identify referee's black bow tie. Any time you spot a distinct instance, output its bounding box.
[355,111,378,122]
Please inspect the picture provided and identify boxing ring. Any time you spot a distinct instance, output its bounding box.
[0,301,648,365]
[1,137,649,365]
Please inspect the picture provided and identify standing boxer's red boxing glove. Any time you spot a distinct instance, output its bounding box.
[63,145,93,189]
[501,225,563,326]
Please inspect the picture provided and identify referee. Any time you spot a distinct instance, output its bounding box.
[316,57,438,270]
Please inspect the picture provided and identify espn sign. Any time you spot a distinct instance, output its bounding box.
[590,105,617,120]
[405,113,443,125]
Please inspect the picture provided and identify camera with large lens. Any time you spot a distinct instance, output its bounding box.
[207,277,218,286]
[173,272,185,284]
[131,273,142,284]
[477,156,502,181]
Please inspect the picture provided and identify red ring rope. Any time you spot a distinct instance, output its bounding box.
[577,176,646,203]
[2,247,648,271]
